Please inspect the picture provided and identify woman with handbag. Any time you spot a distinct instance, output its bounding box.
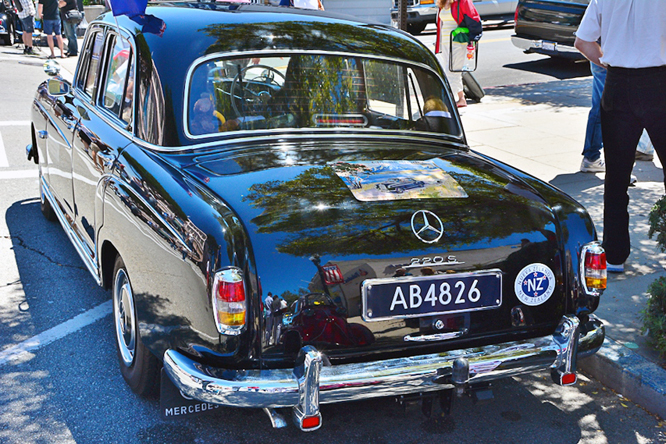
[58,0,80,57]
[434,0,482,108]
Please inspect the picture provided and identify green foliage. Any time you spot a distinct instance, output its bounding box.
[643,197,666,356]
[648,196,666,252]
[642,277,666,358]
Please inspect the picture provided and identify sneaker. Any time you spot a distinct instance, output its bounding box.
[607,262,624,273]
[580,157,605,173]
[25,47,36,56]
[47,55,55,59]
[635,151,654,161]
[630,174,637,186]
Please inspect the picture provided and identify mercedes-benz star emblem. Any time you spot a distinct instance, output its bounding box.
[411,210,444,244]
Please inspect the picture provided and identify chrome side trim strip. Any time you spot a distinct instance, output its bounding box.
[41,177,101,285]
[163,314,605,409]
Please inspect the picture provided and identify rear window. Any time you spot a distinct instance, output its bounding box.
[186,54,461,138]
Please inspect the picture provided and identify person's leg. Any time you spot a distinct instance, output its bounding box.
[62,20,76,55]
[54,19,64,57]
[637,68,666,186]
[43,20,55,57]
[20,16,34,52]
[600,70,643,266]
[582,63,606,161]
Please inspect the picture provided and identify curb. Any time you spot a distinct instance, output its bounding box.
[579,336,666,419]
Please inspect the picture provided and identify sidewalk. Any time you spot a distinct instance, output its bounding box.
[460,78,666,419]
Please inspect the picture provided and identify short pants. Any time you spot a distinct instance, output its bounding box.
[20,15,35,33]
[43,18,61,36]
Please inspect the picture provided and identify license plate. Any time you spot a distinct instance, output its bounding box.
[362,270,502,322]
[542,41,556,51]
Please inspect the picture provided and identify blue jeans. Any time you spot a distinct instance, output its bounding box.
[582,62,607,161]
[62,18,78,55]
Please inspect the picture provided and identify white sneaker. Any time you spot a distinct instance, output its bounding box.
[580,157,605,173]
[607,262,624,273]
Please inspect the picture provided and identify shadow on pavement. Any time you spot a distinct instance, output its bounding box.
[504,57,590,79]
[486,78,593,108]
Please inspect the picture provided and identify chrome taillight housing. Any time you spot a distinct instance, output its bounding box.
[580,241,606,296]
[212,267,246,335]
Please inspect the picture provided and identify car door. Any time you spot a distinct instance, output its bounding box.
[43,72,80,220]
[69,27,135,258]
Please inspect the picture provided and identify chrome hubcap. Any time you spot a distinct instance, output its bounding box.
[113,268,136,367]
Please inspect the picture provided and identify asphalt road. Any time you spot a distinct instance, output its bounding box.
[415,24,592,90]
[0,29,665,443]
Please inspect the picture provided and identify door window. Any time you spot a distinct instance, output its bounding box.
[101,35,133,124]
[83,32,105,98]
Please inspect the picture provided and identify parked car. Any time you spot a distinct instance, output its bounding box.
[511,0,588,59]
[29,1,606,432]
[0,0,18,45]
[390,0,518,35]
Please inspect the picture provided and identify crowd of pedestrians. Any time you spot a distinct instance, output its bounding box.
[13,0,81,58]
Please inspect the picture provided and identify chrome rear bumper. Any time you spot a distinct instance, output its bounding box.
[164,315,604,414]
[511,35,582,58]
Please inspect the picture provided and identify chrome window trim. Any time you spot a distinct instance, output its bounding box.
[182,49,464,141]
[72,22,137,138]
[129,131,469,155]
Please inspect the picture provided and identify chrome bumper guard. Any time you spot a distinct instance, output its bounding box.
[164,315,603,419]
[511,35,580,55]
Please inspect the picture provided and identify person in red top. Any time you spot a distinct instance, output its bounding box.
[434,0,482,107]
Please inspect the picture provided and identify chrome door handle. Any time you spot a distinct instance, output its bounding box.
[38,130,48,140]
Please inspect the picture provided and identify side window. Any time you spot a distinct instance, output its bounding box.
[84,32,105,98]
[101,35,133,123]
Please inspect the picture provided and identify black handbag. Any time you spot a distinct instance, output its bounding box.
[64,9,83,24]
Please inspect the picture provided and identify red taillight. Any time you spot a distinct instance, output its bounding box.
[212,268,246,335]
[561,373,577,385]
[301,415,321,430]
[582,242,606,292]
[514,6,519,25]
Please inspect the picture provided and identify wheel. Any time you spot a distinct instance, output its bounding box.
[462,71,485,103]
[39,167,56,221]
[1,31,10,46]
[230,64,286,118]
[112,255,160,396]
[407,22,427,35]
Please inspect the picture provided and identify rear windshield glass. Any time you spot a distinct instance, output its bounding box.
[187,54,461,137]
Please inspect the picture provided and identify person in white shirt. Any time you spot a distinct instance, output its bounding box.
[574,0,666,274]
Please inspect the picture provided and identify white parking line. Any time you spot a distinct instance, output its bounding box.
[0,170,38,180]
[0,131,9,168]
[0,300,112,367]
[0,121,30,126]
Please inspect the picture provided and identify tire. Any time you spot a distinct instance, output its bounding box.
[1,32,10,46]
[407,22,427,35]
[462,71,485,103]
[112,255,160,396]
[39,167,57,222]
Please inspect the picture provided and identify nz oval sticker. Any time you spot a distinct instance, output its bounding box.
[514,263,555,306]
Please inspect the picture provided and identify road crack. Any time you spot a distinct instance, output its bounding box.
[1,235,86,270]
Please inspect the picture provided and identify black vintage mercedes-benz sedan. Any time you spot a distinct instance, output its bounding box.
[27,1,606,431]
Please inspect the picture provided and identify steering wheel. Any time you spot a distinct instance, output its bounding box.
[230,64,286,119]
